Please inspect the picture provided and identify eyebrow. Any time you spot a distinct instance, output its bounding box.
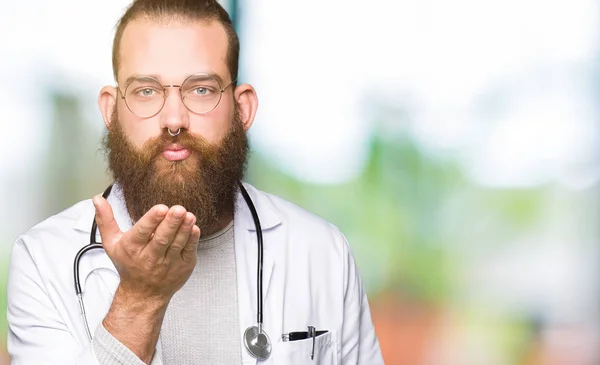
[122,72,227,87]
[207,72,225,85]
[123,74,161,87]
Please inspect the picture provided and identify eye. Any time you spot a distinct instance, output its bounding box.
[193,87,209,95]
[138,88,157,97]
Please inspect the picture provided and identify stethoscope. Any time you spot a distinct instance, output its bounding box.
[73,181,272,360]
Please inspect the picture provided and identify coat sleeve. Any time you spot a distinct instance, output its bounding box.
[337,230,385,364]
[7,238,100,365]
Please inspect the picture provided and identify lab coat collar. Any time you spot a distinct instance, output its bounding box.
[235,182,281,232]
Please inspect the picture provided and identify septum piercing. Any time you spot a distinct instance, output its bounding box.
[168,128,181,137]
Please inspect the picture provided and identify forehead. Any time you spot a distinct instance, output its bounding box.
[118,18,229,84]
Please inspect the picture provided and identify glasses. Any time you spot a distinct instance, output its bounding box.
[118,73,236,118]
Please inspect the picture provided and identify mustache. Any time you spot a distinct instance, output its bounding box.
[139,129,218,164]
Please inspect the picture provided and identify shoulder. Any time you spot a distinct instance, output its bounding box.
[13,199,93,259]
[247,184,349,255]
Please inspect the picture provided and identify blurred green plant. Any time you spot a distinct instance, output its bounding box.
[44,90,111,219]
[0,248,10,347]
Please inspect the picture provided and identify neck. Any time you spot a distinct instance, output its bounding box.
[201,211,234,237]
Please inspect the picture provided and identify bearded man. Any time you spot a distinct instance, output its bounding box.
[6,1,384,364]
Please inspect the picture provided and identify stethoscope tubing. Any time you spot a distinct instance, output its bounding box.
[237,182,264,326]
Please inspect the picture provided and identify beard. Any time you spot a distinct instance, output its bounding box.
[102,107,249,236]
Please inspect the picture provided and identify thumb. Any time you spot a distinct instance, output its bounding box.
[92,195,122,251]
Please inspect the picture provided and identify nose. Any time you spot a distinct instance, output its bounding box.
[159,86,190,134]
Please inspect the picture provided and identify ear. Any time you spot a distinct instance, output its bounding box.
[98,86,118,128]
[233,83,258,131]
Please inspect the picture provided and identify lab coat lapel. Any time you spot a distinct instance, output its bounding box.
[234,183,282,364]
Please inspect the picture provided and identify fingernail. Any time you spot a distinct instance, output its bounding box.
[173,207,185,218]
[156,205,168,217]
[92,195,100,210]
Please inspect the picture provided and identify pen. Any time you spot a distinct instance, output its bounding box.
[281,329,328,342]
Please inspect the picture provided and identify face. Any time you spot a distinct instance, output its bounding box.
[99,18,258,234]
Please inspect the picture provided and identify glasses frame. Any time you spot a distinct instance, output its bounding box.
[117,72,236,118]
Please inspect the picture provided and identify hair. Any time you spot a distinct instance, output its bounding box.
[112,0,239,84]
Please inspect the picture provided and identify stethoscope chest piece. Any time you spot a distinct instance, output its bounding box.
[244,325,272,360]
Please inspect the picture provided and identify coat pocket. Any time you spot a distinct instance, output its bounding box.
[273,330,338,365]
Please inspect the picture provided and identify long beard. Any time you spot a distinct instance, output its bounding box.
[102,108,249,236]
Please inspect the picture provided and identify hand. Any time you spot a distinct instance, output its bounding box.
[92,195,201,303]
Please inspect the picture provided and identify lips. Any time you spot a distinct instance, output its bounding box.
[162,144,191,161]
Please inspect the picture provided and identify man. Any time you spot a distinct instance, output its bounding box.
[6,0,384,364]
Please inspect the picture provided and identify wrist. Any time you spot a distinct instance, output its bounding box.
[103,292,167,334]
[111,284,171,313]
[102,286,169,364]
[104,285,169,332]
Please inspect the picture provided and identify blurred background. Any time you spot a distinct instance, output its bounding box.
[1,0,599,364]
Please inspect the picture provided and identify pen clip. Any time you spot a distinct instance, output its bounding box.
[308,325,316,360]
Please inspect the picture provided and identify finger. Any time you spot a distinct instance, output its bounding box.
[166,213,196,258]
[126,204,169,246]
[144,205,187,258]
[181,225,201,261]
[92,195,121,250]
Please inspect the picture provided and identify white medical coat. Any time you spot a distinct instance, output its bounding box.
[7,182,384,364]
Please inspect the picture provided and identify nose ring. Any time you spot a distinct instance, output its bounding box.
[168,128,181,137]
